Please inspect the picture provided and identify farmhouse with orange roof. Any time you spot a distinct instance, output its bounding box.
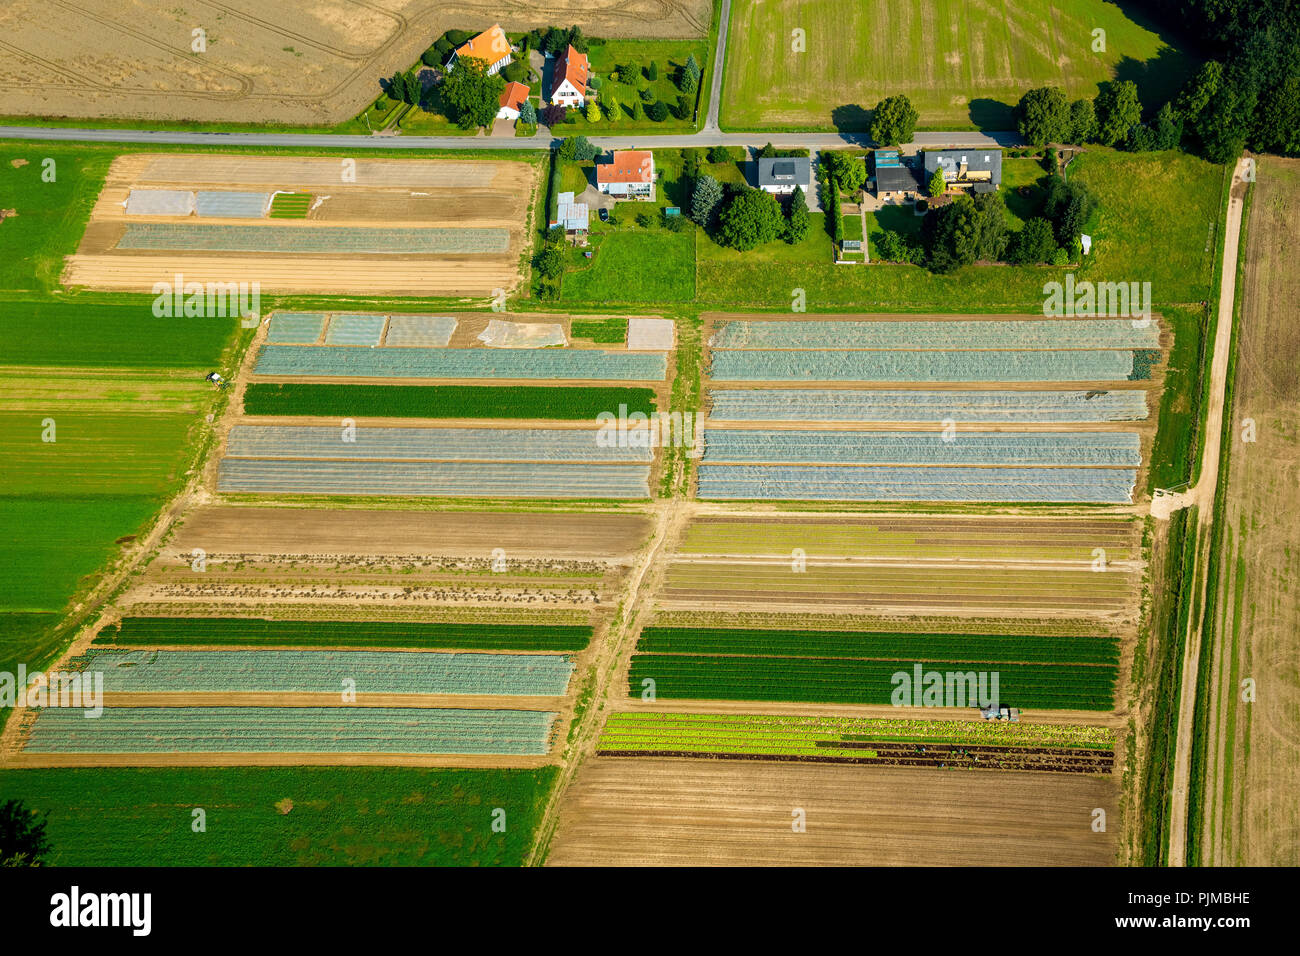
[549,44,590,108]
[496,81,530,120]
[596,150,656,201]
[448,24,513,76]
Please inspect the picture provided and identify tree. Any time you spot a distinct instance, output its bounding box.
[822,152,866,193]
[544,27,568,54]
[1151,101,1183,150]
[600,96,619,120]
[681,55,701,94]
[518,100,537,125]
[691,173,724,227]
[971,191,1009,262]
[441,57,505,129]
[683,147,702,180]
[1069,98,1098,143]
[617,63,639,85]
[664,211,691,232]
[1007,217,1060,264]
[638,87,655,103]
[671,95,692,120]
[583,99,601,123]
[421,48,440,68]
[534,245,564,279]
[785,186,809,243]
[1043,175,1097,246]
[927,170,946,197]
[388,69,421,106]
[647,99,669,122]
[630,97,645,121]
[558,135,598,161]
[1016,86,1071,145]
[718,189,784,250]
[502,60,527,84]
[1094,80,1143,146]
[1256,73,1300,155]
[568,25,589,54]
[1176,60,1224,122]
[646,61,659,82]
[758,142,776,159]
[875,229,923,264]
[0,799,50,867]
[869,94,918,146]
[707,145,729,164]
[921,194,979,274]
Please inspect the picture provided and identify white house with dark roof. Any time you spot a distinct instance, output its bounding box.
[756,156,812,196]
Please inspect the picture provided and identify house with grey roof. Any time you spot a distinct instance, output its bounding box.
[756,156,812,196]
[922,149,1003,191]
[872,149,923,201]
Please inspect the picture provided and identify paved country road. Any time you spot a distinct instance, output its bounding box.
[0,125,1021,151]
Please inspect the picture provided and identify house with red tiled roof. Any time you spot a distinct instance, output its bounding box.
[497,81,530,120]
[448,24,513,76]
[549,45,589,108]
[596,150,655,201]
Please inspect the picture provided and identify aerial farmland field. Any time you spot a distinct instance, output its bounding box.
[721,0,1193,130]
[63,154,541,296]
[0,0,711,126]
[545,758,1118,865]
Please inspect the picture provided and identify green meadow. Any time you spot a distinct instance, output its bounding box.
[721,0,1194,130]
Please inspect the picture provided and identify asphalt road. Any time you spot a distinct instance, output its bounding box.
[704,0,732,131]
[0,125,1021,151]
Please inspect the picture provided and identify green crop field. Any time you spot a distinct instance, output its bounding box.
[599,712,1118,756]
[636,627,1120,664]
[242,383,657,419]
[570,317,628,343]
[0,766,556,866]
[562,230,695,303]
[721,0,1194,130]
[268,192,312,219]
[627,654,1117,709]
[0,146,112,293]
[99,618,592,651]
[0,301,234,368]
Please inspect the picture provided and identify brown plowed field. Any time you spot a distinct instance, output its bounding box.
[544,758,1118,865]
[63,153,538,296]
[0,0,710,123]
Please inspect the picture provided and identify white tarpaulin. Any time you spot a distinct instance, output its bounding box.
[125,189,195,216]
[627,318,675,350]
[477,320,566,348]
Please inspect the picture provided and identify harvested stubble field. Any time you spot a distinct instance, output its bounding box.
[1197,157,1300,866]
[0,0,710,124]
[545,759,1118,865]
[63,154,538,296]
[121,504,653,616]
[656,513,1144,623]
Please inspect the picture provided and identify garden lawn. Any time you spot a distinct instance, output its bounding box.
[562,229,694,303]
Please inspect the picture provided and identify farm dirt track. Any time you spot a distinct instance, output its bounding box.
[545,758,1118,865]
[0,0,711,124]
[64,153,537,296]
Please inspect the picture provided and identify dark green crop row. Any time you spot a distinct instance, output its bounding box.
[242,383,657,420]
[627,655,1117,710]
[98,617,592,651]
[636,627,1119,665]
